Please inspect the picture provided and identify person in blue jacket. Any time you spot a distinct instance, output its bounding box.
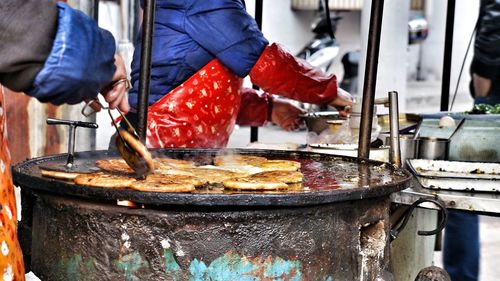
[0,0,128,278]
[124,0,353,148]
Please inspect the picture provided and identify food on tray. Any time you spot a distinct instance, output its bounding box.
[74,173,136,188]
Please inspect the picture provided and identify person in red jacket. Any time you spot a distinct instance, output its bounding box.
[125,0,353,148]
[0,1,129,278]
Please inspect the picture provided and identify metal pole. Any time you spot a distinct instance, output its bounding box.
[136,0,156,141]
[358,0,384,159]
[66,126,76,168]
[250,0,264,143]
[440,0,455,112]
[92,0,99,22]
[388,91,401,167]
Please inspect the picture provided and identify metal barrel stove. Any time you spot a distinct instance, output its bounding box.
[14,149,411,280]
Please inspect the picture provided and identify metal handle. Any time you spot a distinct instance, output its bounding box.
[390,198,448,242]
[46,118,98,168]
[47,118,98,129]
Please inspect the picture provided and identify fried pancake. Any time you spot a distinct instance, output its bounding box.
[130,174,198,192]
[214,155,267,166]
[116,128,155,176]
[257,160,301,171]
[142,174,204,187]
[155,158,196,169]
[185,167,249,184]
[74,173,136,188]
[251,170,303,183]
[222,177,289,191]
[96,159,135,174]
[41,169,82,181]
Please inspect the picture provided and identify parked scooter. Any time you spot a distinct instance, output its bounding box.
[296,13,342,75]
[295,8,343,113]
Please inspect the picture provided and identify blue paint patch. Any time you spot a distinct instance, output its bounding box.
[65,254,83,280]
[263,256,302,280]
[114,251,150,281]
[205,253,259,281]
[189,259,208,281]
[164,248,182,281]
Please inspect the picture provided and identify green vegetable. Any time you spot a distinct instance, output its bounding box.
[468,103,500,114]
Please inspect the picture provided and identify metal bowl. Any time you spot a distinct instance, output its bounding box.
[301,111,343,134]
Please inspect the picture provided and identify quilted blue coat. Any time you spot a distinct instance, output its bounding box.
[129,0,269,108]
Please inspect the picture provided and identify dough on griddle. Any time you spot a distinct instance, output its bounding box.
[130,174,199,192]
[250,170,303,183]
[222,177,289,191]
[256,160,301,171]
[41,169,82,180]
[96,159,135,174]
[214,155,267,166]
[74,173,136,188]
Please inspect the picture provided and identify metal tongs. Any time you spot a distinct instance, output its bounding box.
[82,79,154,178]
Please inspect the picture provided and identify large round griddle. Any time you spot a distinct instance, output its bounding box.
[13,148,411,207]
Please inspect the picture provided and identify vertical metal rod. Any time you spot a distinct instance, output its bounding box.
[440,0,455,112]
[388,91,401,167]
[92,0,100,22]
[136,0,156,141]
[66,126,76,168]
[250,0,264,143]
[358,0,384,159]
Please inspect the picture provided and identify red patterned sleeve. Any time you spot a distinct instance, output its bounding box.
[236,87,273,127]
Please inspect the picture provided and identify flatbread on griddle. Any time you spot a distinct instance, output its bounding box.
[142,174,204,187]
[96,159,135,174]
[155,158,196,169]
[117,129,155,176]
[257,160,301,172]
[41,169,82,181]
[129,174,198,192]
[185,167,249,184]
[250,170,303,183]
[214,155,267,166]
[222,177,289,191]
[74,173,136,188]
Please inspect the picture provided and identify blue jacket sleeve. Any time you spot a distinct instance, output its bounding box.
[26,3,116,105]
[185,0,268,78]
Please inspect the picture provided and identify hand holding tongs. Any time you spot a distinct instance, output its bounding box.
[82,79,154,178]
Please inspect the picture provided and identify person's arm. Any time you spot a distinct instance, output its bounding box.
[0,0,58,91]
[471,0,500,80]
[185,2,352,114]
[236,88,272,127]
[0,1,128,110]
[236,88,306,131]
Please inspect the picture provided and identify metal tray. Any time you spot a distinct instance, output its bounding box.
[407,159,500,193]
